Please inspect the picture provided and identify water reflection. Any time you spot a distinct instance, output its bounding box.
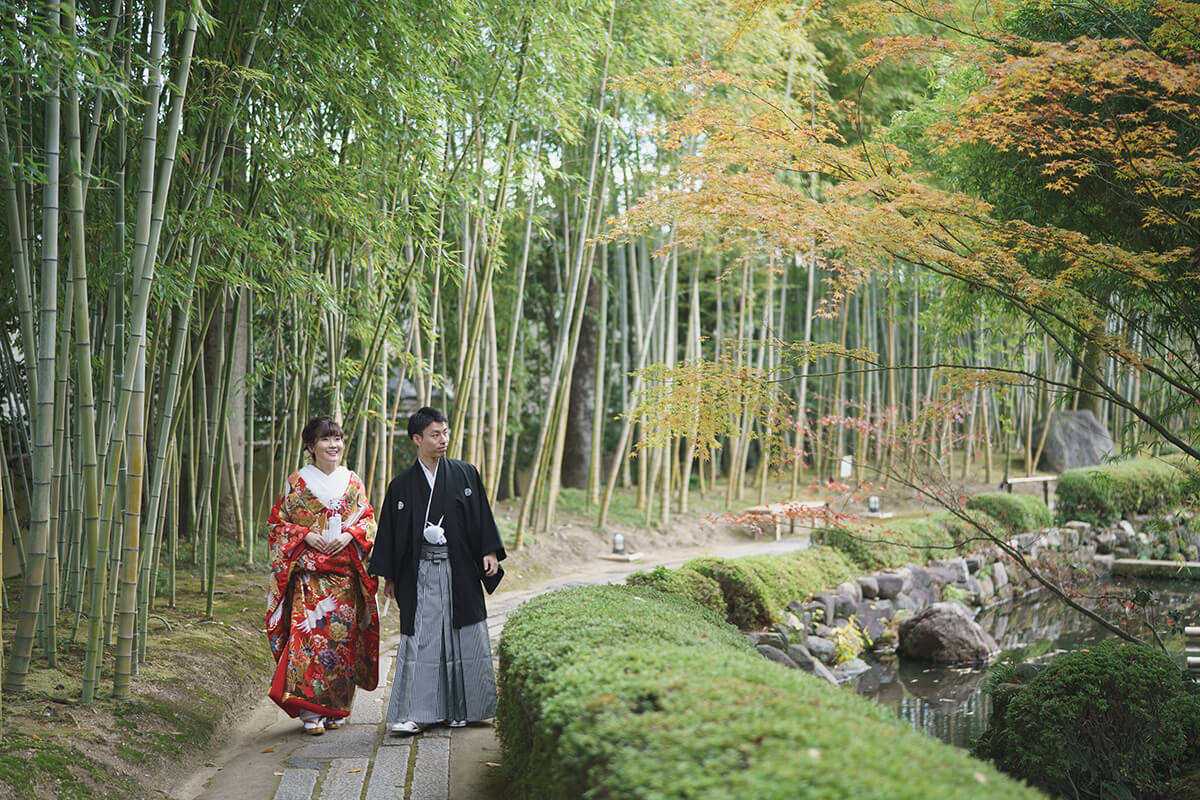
[852,578,1200,749]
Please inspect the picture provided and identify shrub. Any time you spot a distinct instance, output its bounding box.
[1056,457,1196,526]
[820,518,959,571]
[965,492,1053,534]
[975,639,1200,799]
[626,565,725,617]
[929,508,1004,549]
[833,617,869,662]
[683,556,778,629]
[680,547,861,628]
[497,584,1042,800]
[737,547,860,613]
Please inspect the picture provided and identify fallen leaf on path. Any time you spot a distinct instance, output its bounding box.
[261,747,275,753]
[347,768,362,773]
[274,772,284,776]
[486,762,501,768]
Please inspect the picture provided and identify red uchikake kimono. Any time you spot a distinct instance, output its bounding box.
[266,467,380,720]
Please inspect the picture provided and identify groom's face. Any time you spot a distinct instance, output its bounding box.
[414,421,450,462]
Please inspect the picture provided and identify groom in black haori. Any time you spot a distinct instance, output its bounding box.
[369,406,506,735]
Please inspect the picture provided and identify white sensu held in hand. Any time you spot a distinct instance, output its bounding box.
[324,512,342,542]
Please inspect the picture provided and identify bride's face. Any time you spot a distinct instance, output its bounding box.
[309,434,344,471]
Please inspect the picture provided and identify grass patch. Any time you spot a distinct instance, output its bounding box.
[675,548,861,628]
[0,731,131,800]
[554,487,654,531]
[0,558,276,799]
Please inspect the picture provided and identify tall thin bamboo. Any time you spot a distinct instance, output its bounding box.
[113,343,146,699]
[596,229,674,529]
[450,21,531,457]
[206,291,243,617]
[5,0,60,690]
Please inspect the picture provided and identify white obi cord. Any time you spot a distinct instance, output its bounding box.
[420,461,446,545]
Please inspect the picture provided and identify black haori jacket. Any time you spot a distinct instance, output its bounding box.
[368,458,506,635]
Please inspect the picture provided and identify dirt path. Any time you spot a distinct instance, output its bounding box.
[170,530,815,800]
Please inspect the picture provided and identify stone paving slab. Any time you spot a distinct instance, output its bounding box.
[411,735,450,800]
[380,730,414,748]
[284,725,379,768]
[272,768,318,800]
[349,685,387,725]
[364,742,411,800]
[319,757,370,800]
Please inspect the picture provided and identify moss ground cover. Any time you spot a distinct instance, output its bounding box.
[0,547,277,800]
[497,584,1045,800]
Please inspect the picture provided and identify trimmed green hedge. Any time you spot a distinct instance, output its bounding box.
[497,584,1043,800]
[965,492,1053,535]
[626,565,725,617]
[1055,457,1198,525]
[681,546,859,628]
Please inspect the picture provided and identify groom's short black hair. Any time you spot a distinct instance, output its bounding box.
[408,406,448,439]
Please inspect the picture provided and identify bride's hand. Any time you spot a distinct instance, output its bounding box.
[326,532,354,555]
[304,531,330,554]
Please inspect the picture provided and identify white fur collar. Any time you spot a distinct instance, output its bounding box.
[298,464,352,509]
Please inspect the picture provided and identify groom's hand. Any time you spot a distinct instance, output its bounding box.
[482,552,498,577]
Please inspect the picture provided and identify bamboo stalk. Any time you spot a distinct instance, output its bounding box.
[6,0,61,690]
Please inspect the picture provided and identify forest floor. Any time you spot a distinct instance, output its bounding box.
[0,461,1038,800]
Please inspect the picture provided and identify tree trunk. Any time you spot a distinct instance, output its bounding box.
[562,272,600,489]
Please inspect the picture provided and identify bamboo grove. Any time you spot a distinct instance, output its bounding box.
[2,0,1198,709]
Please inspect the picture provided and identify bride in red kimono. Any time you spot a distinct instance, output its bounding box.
[266,415,380,735]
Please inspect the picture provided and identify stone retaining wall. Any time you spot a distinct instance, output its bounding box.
[749,517,1142,684]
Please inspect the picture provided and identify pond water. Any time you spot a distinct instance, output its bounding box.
[852,578,1200,749]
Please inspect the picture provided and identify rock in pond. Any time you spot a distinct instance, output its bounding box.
[897,602,998,665]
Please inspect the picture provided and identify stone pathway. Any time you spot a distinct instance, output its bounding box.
[175,534,814,800]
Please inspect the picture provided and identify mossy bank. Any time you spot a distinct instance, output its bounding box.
[0,567,277,800]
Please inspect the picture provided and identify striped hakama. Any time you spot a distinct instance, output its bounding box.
[386,545,497,724]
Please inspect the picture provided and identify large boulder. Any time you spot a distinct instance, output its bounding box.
[1033,410,1114,473]
[898,602,999,665]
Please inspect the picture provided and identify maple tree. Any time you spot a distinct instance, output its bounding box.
[611,0,1200,466]
[604,0,1200,647]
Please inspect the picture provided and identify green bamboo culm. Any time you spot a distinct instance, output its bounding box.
[110,0,170,701]
[4,0,61,693]
[207,290,243,618]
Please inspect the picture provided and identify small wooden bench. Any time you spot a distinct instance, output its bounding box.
[742,501,829,541]
[999,474,1058,505]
